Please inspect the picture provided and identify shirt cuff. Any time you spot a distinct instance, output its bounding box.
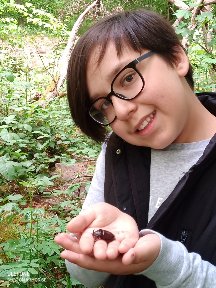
[65,260,109,288]
[137,229,186,287]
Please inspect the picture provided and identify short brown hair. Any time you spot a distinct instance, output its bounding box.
[67,9,194,142]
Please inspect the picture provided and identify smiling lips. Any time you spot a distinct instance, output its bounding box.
[137,111,156,131]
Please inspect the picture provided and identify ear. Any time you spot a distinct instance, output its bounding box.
[174,46,190,77]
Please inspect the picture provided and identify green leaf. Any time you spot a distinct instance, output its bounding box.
[27,267,38,275]
[7,194,23,202]
[34,175,54,187]
[0,156,27,180]
[0,128,20,143]
[5,72,15,82]
[0,202,18,213]
[175,9,191,19]
[22,123,33,132]
[196,11,213,22]
[2,115,16,124]
[204,58,216,64]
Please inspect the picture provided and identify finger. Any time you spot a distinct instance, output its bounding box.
[122,248,136,265]
[79,230,95,254]
[122,234,161,266]
[54,233,81,253]
[134,234,161,263]
[60,250,95,268]
[118,237,138,254]
[60,250,120,273]
[67,203,121,233]
[93,240,108,260]
[106,240,120,260]
[67,209,96,233]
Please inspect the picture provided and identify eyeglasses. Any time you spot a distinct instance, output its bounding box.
[89,50,154,126]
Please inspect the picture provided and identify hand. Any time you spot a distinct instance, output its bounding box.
[55,202,139,260]
[54,203,161,275]
[55,233,161,275]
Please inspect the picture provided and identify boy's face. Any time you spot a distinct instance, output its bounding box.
[87,42,193,149]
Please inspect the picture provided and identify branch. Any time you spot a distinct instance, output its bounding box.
[190,0,204,29]
[169,0,216,8]
[168,0,189,9]
[203,0,216,4]
[171,0,216,48]
[49,0,101,99]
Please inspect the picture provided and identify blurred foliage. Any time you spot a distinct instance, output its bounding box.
[173,0,215,91]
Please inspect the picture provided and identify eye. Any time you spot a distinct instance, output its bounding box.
[101,99,111,111]
[124,73,135,84]
[93,98,112,116]
[114,68,138,90]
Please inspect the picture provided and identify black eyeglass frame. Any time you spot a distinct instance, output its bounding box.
[89,50,155,126]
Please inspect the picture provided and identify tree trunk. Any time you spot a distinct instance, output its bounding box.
[48,0,102,100]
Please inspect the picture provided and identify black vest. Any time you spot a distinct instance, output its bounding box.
[104,92,216,287]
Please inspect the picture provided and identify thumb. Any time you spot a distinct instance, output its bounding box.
[67,208,96,233]
[122,233,161,266]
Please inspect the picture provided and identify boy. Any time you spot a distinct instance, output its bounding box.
[55,9,216,287]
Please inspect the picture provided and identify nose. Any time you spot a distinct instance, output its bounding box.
[111,96,137,121]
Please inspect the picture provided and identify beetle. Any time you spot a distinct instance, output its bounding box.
[92,229,115,243]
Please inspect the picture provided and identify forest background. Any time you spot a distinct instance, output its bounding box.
[0,0,215,287]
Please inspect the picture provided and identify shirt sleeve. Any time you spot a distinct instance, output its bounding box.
[82,142,106,211]
[65,143,109,287]
[139,230,216,288]
[65,260,109,288]
[65,143,216,288]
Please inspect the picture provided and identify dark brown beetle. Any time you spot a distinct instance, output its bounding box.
[92,229,115,243]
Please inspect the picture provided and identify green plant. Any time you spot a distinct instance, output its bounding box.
[0,43,100,194]
[0,1,67,36]
[0,1,100,286]
[174,1,216,91]
[0,194,84,287]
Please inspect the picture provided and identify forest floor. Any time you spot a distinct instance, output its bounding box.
[32,160,95,210]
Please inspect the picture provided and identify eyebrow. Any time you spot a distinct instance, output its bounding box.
[89,60,129,101]
[90,57,136,101]
[106,59,131,81]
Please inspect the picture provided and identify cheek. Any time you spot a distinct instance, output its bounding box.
[148,79,185,116]
[110,122,122,136]
[157,97,186,133]
[110,123,130,143]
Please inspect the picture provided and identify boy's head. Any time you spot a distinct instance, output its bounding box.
[67,9,194,142]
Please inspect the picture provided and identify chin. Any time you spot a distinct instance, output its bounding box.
[151,143,170,150]
[122,132,176,149]
[144,138,175,150]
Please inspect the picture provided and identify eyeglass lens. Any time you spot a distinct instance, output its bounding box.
[90,67,143,125]
[112,67,143,99]
[89,50,156,125]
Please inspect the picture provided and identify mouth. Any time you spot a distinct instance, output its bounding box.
[136,111,156,132]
